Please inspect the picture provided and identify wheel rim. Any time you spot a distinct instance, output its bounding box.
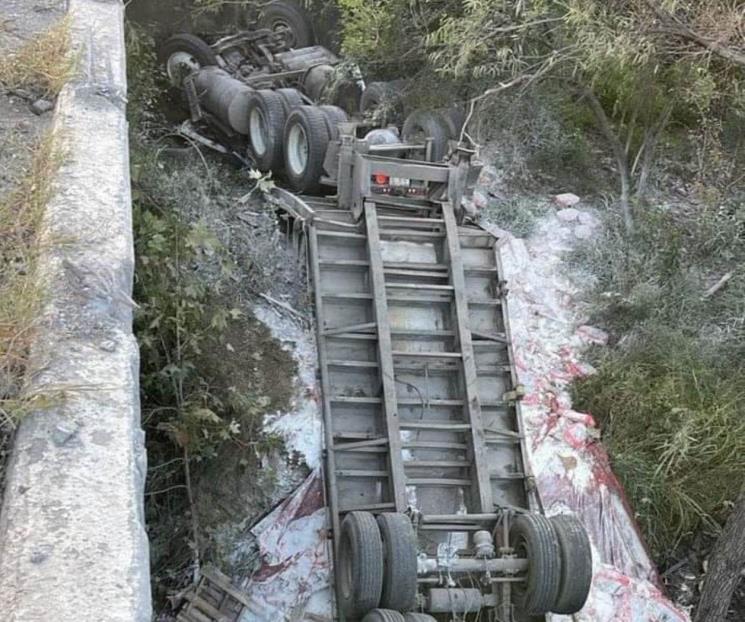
[287,123,308,176]
[271,19,296,47]
[166,51,200,87]
[250,108,268,156]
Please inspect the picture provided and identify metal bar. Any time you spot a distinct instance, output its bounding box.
[407,478,472,486]
[334,438,389,451]
[323,322,376,336]
[421,513,499,523]
[492,242,539,512]
[443,204,493,514]
[307,227,344,618]
[364,201,408,512]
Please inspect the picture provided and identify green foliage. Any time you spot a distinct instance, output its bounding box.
[574,333,745,559]
[134,198,244,458]
[572,195,745,561]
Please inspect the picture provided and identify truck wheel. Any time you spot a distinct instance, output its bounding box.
[549,515,593,614]
[403,615,437,622]
[284,105,330,194]
[160,34,217,88]
[362,610,406,622]
[276,87,305,112]
[510,513,561,616]
[339,512,384,619]
[377,513,417,612]
[318,105,349,140]
[438,106,466,140]
[258,1,315,48]
[402,110,451,162]
[247,90,287,171]
[360,82,405,123]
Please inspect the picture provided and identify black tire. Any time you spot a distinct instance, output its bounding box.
[402,110,451,162]
[338,512,384,619]
[258,1,315,48]
[549,515,593,614]
[403,615,436,622]
[360,81,405,123]
[377,513,417,612]
[160,34,217,87]
[283,105,331,194]
[276,87,305,112]
[318,105,349,139]
[439,106,466,140]
[246,90,288,171]
[510,513,562,616]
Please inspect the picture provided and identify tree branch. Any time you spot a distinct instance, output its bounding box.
[644,0,745,68]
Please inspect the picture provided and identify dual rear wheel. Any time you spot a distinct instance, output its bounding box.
[511,513,593,616]
[339,511,592,620]
[338,512,418,619]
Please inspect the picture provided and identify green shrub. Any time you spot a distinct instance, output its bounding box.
[574,333,745,559]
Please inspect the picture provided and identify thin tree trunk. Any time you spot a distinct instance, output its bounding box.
[634,104,673,202]
[695,487,745,622]
[580,86,634,232]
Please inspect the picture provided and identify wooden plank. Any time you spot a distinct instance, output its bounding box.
[443,204,493,514]
[364,201,408,512]
[201,567,251,607]
[182,592,231,622]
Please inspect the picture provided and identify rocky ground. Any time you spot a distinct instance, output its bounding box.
[0,0,66,509]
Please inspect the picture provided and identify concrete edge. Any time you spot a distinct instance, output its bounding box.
[0,1,151,620]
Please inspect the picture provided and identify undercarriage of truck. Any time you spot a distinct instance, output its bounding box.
[160,15,593,621]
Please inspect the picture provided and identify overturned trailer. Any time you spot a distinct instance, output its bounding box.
[163,24,593,622]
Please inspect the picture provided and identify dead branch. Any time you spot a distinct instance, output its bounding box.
[701,271,734,300]
[644,1,745,69]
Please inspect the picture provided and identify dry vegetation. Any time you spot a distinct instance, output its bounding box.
[0,16,75,97]
[0,16,72,492]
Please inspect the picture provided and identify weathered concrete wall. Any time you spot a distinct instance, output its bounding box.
[0,1,151,620]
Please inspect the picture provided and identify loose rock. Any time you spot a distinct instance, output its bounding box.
[574,224,594,240]
[557,208,580,223]
[30,98,54,115]
[554,192,581,207]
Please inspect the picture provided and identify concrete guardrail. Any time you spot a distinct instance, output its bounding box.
[0,1,151,620]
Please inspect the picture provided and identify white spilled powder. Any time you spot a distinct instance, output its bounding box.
[489,211,689,621]
[254,302,324,470]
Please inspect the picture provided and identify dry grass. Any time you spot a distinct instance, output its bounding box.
[0,16,74,97]
[0,130,62,426]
